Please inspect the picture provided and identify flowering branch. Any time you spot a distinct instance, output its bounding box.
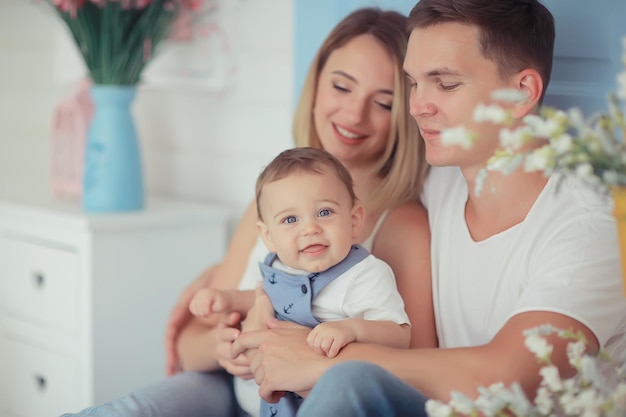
[441,37,626,197]
[426,325,626,417]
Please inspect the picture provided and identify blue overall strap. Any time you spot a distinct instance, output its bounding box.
[309,244,369,300]
[258,244,370,328]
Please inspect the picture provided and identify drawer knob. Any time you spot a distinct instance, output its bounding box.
[33,272,45,288]
[35,375,47,390]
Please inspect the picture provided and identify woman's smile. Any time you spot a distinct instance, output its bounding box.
[334,123,366,144]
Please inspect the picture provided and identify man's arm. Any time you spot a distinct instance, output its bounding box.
[234,310,596,402]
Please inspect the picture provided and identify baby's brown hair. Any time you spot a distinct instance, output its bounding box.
[255,147,357,221]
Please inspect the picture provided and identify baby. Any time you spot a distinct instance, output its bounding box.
[189,147,410,417]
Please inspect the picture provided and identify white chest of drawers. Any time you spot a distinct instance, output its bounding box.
[0,198,230,417]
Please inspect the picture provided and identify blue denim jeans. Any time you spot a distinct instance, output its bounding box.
[59,371,250,417]
[297,361,429,417]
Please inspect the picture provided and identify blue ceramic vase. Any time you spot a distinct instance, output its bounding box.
[82,85,144,212]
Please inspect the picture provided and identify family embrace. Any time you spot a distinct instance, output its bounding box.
[62,1,626,416]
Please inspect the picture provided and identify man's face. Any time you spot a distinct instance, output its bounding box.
[403,22,515,171]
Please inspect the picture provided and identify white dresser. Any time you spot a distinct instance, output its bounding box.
[0,198,230,417]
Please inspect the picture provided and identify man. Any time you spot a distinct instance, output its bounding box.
[233,1,626,415]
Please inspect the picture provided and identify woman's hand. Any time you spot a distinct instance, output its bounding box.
[241,284,275,334]
[165,265,218,376]
[232,320,324,402]
[214,312,254,379]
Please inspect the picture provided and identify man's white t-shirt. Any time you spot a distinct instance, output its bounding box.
[422,166,626,356]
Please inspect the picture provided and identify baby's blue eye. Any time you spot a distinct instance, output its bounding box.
[284,216,297,224]
[319,209,331,217]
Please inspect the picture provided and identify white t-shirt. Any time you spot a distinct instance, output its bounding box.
[422,166,626,356]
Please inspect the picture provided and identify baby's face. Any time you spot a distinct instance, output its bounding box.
[257,168,358,272]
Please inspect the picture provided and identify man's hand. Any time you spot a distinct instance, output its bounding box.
[232,320,323,402]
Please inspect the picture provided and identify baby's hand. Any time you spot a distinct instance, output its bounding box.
[189,288,231,318]
[306,321,356,358]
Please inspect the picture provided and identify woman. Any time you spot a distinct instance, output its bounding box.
[62,7,435,417]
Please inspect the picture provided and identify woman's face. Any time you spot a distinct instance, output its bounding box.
[313,34,395,170]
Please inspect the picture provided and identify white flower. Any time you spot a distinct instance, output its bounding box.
[576,163,594,179]
[617,70,626,100]
[507,383,535,416]
[425,400,452,417]
[525,333,554,359]
[474,394,500,416]
[611,383,626,413]
[534,386,554,415]
[474,103,508,124]
[441,125,475,149]
[540,365,564,392]
[449,391,476,415]
[425,326,626,417]
[474,167,488,196]
[549,133,573,154]
[491,88,527,102]
[561,389,581,415]
[475,383,513,416]
[579,355,603,386]
[567,107,589,131]
[523,113,562,137]
[603,170,620,186]
[499,127,528,150]
[568,340,587,368]
[524,146,556,173]
[523,324,561,337]
[487,150,524,175]
[563,388,603,417]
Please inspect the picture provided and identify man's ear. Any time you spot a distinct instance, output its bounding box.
[511,68,543,118]
[351,203,365,239]
[256,220,276,253]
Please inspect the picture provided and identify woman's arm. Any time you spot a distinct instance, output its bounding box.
[176,311,254,377]
[165,264,219,375]
[166,200,261,374]
[372,200,437,348]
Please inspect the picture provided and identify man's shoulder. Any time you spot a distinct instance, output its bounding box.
[544,174,614,216]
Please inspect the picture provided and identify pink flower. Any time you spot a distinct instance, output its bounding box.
[52,0,85,17]
[86,0,152,9]
[179,0,203,11]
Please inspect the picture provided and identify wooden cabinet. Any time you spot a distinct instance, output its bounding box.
[0,198,230,417]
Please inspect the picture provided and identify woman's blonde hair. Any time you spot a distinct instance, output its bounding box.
[292,8,428,213]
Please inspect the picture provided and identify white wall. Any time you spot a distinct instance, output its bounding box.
[0,0,295,223]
